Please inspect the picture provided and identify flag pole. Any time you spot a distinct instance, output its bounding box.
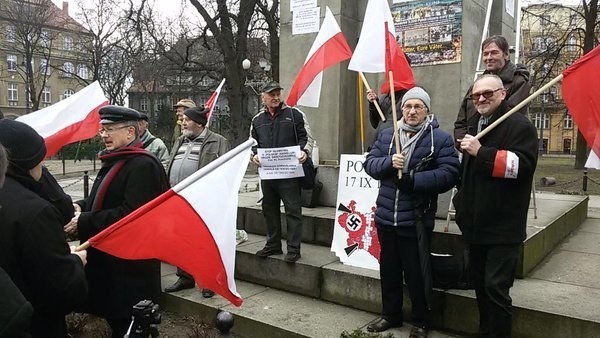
[76,241,90,251]
[474,73,563,140]
[358,73,366,153]
[359,72,386,122]
[389,71,402,178]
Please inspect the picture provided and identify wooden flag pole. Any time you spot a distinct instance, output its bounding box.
[389,70,402,178]
[75,241,90,251]
[475,73,564,140]
[359,72,386,122]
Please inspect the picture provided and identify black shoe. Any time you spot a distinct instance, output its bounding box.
[256,247,283,257]
[284,252,301,263]
[202,289,215,298]
[409,326,429,338]
[366,317,401,333]
[164,278,195,293]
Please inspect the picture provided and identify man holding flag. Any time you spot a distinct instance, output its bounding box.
[65,105,169,337]
[163,106,229,295]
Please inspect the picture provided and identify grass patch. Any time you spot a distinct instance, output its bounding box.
[534,156,600,195]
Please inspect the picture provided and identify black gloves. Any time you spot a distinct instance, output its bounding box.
[394,171,414,192]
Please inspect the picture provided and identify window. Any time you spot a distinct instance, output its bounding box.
[564,112,573,129]
[567,35,577,52]
[62,89,74,100]
[8,83,18,104]
[41,30,50,48]
[140,98,148,112]
[7,54,17,71]
[540,15,551,28]
[42,87,51,105]
[62,62,74,77]
[533,37,545,52]
[40,59,49,76]
[63,36,73,50]
[77,65,88,79]
[5,25,15,42]
[533,112,549,129]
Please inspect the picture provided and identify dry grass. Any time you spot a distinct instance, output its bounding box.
[534,156,600,195]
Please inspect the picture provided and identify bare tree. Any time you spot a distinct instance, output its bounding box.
[522,1,599,167]
[1,0,58,112]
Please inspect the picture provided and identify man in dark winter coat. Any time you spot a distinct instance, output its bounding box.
[250,81,308,263]
[365,87,459,337]
[0,120,88,338]
[455,74,538,338]
[65,106,169,337]
[454,35,531,149]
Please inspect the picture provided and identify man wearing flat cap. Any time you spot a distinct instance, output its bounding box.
[138,112,170,169]
[0,119,88,337]
[172,98,198,144]
[250,81,309,263]
[65,105,169,337]
[163,106,229,295]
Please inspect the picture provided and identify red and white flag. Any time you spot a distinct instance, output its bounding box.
[286,6,352,107]
[561,46,600,168]
[205,78,226,128]
[86,139,255,307]
[348,0,414,93]
[16,81,108,157]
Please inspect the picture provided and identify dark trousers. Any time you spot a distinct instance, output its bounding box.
[176,268,194,283]
[261,178,302,253]
[377,227,432,328]
[468,243,520,338]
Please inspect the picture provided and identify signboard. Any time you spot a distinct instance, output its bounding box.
[331,154,381,271]
[292,7,320,35]
[391,0,463,67]
[257,146,304,180]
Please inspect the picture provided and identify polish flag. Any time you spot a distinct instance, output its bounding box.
[16,81,108,157]
[348,0,414,93]
[286,6,352,107]
[562,46,600,167]
[205,78,226,127]
[83,139,254,306]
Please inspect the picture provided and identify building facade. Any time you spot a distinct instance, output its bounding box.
[521,3,598,155]
[0,0,91,119]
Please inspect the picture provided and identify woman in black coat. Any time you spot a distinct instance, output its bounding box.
[0,120,88,338]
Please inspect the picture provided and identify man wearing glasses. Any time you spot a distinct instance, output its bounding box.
[65,105,169,337]
[454,35,530,149]
[455,74,538,338]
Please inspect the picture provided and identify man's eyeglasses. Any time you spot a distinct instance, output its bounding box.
[471,88,504,101]
[98,125,130,136]
[402,104,426,112]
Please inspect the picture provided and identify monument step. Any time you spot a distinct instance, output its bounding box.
[238,192,588,278]
[230,233,600,337]
[160,263,461,338]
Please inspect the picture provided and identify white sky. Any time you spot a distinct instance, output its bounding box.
[50,0,186,20]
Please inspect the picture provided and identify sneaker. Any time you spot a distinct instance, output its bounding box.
[284,252,301,263]
[255,247,283,257]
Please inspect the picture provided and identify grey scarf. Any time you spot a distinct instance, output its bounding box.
[393,114,434,173]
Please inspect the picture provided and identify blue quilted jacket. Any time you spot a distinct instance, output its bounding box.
[365,118,459,229]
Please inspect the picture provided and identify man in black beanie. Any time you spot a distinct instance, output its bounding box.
[0,119,88,338]
[64,105,169,337]
[163,106,229,295]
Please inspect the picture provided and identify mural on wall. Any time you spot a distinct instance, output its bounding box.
[391,0,463,67]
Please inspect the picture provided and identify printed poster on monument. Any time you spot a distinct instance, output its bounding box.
[331,154,380,271]
[391,0,462,67]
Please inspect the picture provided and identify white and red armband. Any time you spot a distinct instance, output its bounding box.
[492,150,519,179]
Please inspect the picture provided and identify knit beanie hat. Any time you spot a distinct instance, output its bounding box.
[0,119,47,170]
[184,107,209,125]
[401,87,431,110]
